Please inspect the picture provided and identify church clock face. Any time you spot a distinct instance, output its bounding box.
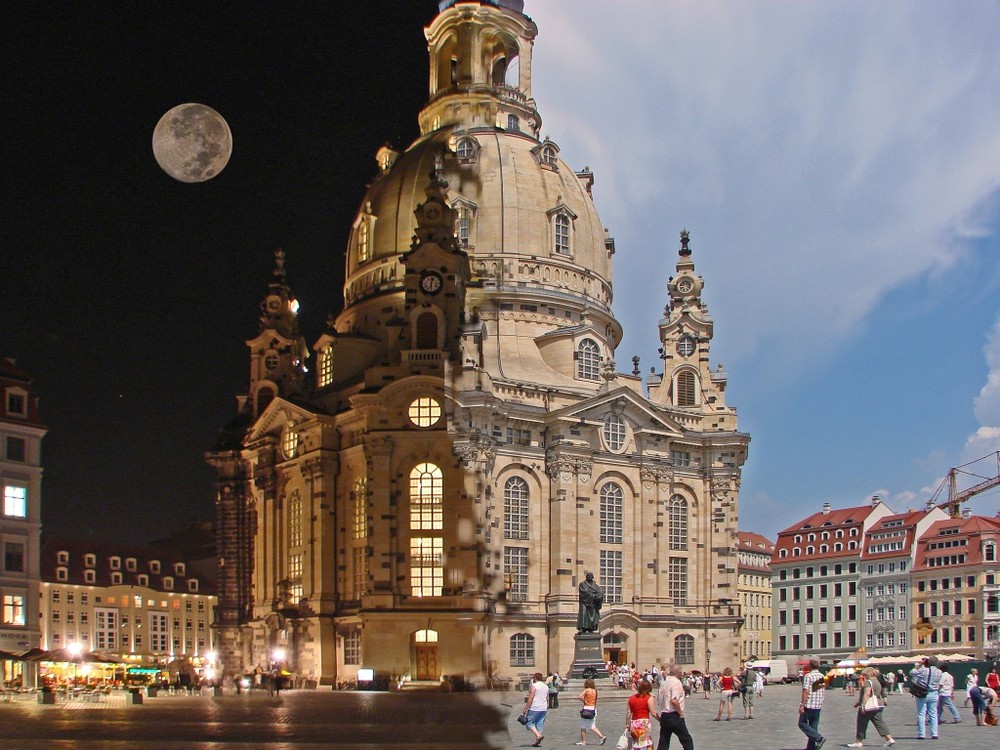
[420,271,443,295]
[677,335,696,357]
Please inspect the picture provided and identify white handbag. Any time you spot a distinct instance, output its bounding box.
[616,729,630,750]
[863,682,881,712]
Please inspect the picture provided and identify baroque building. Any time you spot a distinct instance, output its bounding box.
[0,357,45,685]
[207,0,749,687]
[736,531,774,662]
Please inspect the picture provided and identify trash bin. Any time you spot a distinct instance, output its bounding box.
[130,689,143,705]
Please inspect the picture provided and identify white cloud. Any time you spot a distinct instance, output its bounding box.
[530,0,1000,371]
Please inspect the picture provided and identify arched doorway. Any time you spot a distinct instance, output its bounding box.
[603,632,627,666]
[413,629,439,680]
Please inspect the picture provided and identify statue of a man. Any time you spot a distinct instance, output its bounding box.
[577,571,603,633]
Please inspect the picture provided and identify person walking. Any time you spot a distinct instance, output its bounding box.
[987,666,1000,696]
[702,673,711,700]
[520,672,549,747]
[656,663,694,750]
[576,677,608,746]
[713,667,737,721]
[846,666,895,748]
[740,662,757,719]
[798,659,828,750]
[625,679,658,750]
[908,656,943,740]
[895,669,905,695]
[937,664,961,724]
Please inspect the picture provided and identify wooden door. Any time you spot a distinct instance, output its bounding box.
[415,644,438,680]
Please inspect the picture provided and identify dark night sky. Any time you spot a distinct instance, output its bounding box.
[2,3,437,543]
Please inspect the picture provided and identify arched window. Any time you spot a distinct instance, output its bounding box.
[599,482,623,544]
[415,312,438,349]
[577,338,600,381]
[674,634,695,665]
[456,139,474,159]
[456,205,470,246]
[510,633,534,667]
[603,414,627,452]
[669,495,688,550]
[357,221,369,262]
[410,463,443,530]
[676,371,696,406]
[554,213,570,254]
[541,145,557,165]
[504,477,529,540]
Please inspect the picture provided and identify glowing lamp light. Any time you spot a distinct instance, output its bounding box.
[289,299,300,314]
[357,668,374,682]
[67,642,83,657]
[206,651,217,665]
[272,648,286,663]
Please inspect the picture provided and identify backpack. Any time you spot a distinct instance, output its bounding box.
[741,670,754,693]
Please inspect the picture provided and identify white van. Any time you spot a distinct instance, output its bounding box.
[747,660,789,684]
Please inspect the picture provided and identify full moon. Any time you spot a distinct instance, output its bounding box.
[152,103,232,183]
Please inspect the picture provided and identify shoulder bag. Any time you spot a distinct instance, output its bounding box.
[908,670,929,698]
[580,707,596,719]
[863,681,881,712]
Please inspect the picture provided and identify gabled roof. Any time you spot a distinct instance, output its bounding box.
[245,396,323,442]
[40,537,215,594]
[545,386,687,436]
[912,515,1000,571]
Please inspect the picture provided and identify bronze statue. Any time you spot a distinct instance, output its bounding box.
[577,571,603,633]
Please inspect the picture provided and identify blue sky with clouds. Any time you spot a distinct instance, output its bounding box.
[526,0,1000,538]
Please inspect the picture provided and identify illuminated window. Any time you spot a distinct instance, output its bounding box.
[503,546,528,602]
[510,633,535,666]
[289,490,303,547]
[408,397,442,428]
[410,538,443,596]
[318,346,333,387]
[288,553,303,602]
[352,476,367,540]
[503,477,529,540]
[358,221,370,262]
[554,213,570,254]
[669,495,688,550]
[409,463,443,530]
[577,339,600,381]
[415,629,438,643]
[2,594,25,626]
[149,612,168,653]
[676,370,696,406]
[3,485,26,518]
[599,482,623,544]
[282,423,299,459]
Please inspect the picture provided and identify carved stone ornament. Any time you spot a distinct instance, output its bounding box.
[711,474,740,500]
[545,452,591,484]
[640,466,673,490]
[364,435,394,456]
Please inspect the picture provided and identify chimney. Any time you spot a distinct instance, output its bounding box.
[871,495,882,507]
[822,502,832,514]
[962,509,972,519]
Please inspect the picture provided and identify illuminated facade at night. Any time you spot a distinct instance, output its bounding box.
[0,357,45,682]
[208,0,749,687]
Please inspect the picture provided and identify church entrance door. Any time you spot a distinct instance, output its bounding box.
[413,629,439,680]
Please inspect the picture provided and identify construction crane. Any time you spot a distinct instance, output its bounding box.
[927,451,1000,518]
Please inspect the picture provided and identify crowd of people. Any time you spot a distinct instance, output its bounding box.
[519,659,999,748]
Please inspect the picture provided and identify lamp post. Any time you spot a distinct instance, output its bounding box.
[67,642,83,696]
[706,648,712,675]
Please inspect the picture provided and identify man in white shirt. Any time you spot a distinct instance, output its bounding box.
[656,663,694,750]
[937,664,961,723]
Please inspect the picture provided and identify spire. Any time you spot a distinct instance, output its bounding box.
[259,248,301,340]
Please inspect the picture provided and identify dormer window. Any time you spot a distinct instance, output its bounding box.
[541,145,557,165]
[125,558,137,572]
[137,574,149,587]
[576,338,601,381]
[454,136,478,162]
[84,570,95,584]
[56,567,68,581]
[6,389,27,417]
[84,554,96,568]
[174,562,185,576]
[57,550,69,565]
[111,572,122,585]
[150,560,160,574]
[163,576,173,590]
[317,346,333,388]
[110,556,121,570]
[188,579,199,593]
[451,198,477,250]
[555,213,570,254]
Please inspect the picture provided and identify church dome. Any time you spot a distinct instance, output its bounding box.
[339,0,618,352]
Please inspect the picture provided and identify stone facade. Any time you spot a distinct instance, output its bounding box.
[207,0,749,687]
[0,357,45,684]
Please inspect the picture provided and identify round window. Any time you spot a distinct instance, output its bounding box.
[408,397,442,428]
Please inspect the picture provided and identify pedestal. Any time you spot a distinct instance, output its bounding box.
[570,632,608,679]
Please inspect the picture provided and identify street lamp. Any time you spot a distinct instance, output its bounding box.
[67,642,83,694]
[706,648,712,674]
